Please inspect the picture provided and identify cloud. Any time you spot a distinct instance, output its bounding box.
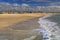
[22,4,29,7]
[0,2,60,12]
[0,2,19,11]
[49,2,60,6]
[12,3,20,6]
[40,6,60,12]
[0,2,30,11]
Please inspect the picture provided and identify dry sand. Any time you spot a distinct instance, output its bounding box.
[0,13,45,28]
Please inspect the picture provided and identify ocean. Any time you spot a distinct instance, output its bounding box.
[39,13,60,40]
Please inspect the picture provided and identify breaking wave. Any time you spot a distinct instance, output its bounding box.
[38,14,60,40]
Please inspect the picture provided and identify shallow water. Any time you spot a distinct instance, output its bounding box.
[39,14,60,40]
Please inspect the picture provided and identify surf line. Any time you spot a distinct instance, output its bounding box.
[38,14,56,40]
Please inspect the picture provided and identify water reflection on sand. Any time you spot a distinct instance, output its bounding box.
[0,18,42,40]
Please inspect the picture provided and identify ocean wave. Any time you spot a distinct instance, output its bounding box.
[38,14,60,40]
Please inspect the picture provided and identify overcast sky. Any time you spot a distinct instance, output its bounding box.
[0,0,60,12]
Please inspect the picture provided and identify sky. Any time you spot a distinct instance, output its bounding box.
[0,0,60,12]
[0,0,60,6]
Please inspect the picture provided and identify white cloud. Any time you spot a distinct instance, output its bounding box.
[22,4,29,7]
[32,6,60,12]
[49,2,60,6]
[41,6,60,12]
[12,3,20,6]
[0,2,60,12]
[0,2,30,11]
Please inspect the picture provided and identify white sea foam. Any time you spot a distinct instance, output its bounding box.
[38,14,60,40]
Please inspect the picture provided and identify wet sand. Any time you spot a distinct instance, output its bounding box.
[0,13,48,40]
[8,17,40,30]
[0,14,44,40]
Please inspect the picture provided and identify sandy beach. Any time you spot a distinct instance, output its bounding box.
[0,13,46,40]
[0,13,45,28]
